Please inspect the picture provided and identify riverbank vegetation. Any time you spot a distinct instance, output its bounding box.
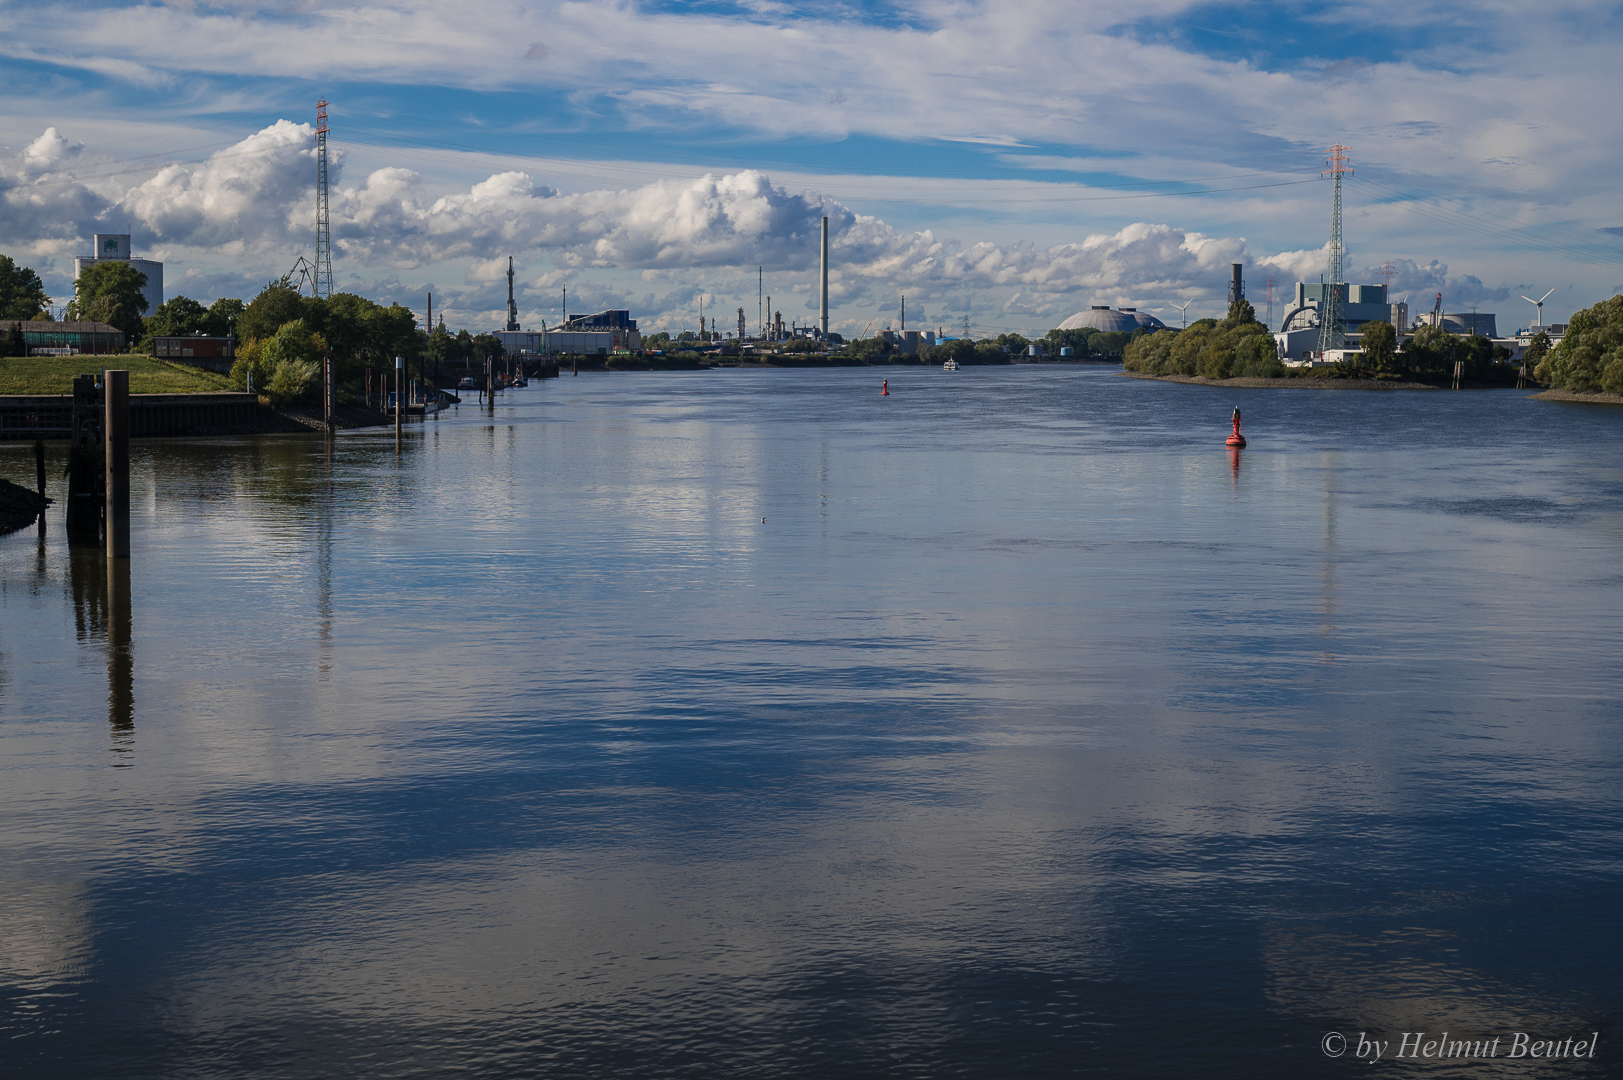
[1123,301,1282,378]
[1123,299,1520,385]
[1534,295,1623,394]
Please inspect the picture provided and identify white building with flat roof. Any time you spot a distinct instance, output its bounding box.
[73,234,162,316]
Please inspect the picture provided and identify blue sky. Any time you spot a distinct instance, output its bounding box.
[2,0,1619,336]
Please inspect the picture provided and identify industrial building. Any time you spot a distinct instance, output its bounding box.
[1279,282,1406,336]
[495,310,642,358]
[73,234,163,316]
[1057,306,1166,333]
[14,319,125,355]
[1438,313,1498,337]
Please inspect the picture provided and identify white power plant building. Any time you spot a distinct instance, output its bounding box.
[74,233,163,316]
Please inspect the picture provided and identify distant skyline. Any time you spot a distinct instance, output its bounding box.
[2,0,1620,336]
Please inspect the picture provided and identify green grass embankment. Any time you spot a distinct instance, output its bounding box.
[0,356,235,395]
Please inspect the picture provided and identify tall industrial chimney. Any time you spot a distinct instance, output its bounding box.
[506,256,520,331]
[1229,262,1244,306]
[820,216,829,339]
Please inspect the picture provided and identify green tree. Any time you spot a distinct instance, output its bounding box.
[1536,295,1623,393]
[3,320,26,358]
[67,260,148,340]
[1402,323,1454,377]
[471,332,503,356]
[1522,330,1551,376]
[245,318,324,404]
[1123,329,1176,372]
[848,336,890,360]
[1359,320,1398,373]
[0,255,50,320]
[1123,303,1280,379]
[146,295,209,339]
[205,297,246,338]
[1044,327,1099,358]
[237,280,308,345]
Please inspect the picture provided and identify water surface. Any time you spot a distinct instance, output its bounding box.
[2,367,1619,1077]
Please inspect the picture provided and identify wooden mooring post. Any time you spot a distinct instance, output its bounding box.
[104,369,130,559]
[486,358,496,413]
[34,438,46,534]
[323,349,336,432]
[394,355,403,451]
[66,374,103,544]
[1452,360,1463,390]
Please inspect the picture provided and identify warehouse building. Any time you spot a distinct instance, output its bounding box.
[15,320,125,355]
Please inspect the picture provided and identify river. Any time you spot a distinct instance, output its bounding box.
[2,365,1619,1077]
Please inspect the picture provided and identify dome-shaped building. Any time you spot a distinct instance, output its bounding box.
[1056,306,1147,333]
[1118,307,1167,330]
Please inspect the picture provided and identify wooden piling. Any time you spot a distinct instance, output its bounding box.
[104,369,129,558]
[394,355,403,451]
[323,349,336,432]
[66,374,102,543]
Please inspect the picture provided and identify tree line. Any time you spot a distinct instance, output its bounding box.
[1122,301,1282,378]
[1122,299,1518,382]
[1533,295,1622,394]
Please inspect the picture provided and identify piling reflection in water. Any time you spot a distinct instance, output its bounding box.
[67,546,133,757]
[106,556,133,753]
[68,545,107,642]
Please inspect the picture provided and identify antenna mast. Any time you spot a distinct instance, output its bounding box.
[1317,143,1352,358]
[315,99,333,299]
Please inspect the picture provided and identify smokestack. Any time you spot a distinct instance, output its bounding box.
[820,216,829,338]
[506,256,519,332]
[1230,262,1244,306]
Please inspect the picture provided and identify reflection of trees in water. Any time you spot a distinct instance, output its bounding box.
[149,434,423,529]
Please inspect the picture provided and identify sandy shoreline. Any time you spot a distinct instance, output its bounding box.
[1527,388,1623,406]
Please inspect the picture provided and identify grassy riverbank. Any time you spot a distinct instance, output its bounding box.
[0,356,234,395]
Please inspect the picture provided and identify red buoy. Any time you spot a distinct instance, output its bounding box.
[1225,407,1246,448]
[882,379,889,396]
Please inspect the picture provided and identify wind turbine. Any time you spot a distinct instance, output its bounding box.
[1175,300,1193,329]
[1520,288,1554,331]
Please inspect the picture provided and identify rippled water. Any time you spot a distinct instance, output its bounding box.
[2,367,1620,1078]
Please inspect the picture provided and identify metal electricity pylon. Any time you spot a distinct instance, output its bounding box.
[1317,144,1352,358]
[315,99,333,299]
